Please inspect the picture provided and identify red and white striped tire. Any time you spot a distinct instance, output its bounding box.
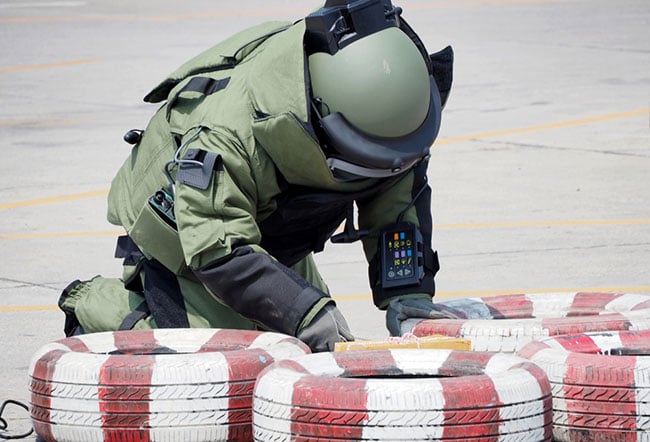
[29,328,310,442]
[408,292,650,352]
[253,349,553,441]
[517,330,650,442]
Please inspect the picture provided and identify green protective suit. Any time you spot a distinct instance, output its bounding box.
[80,19,439,336]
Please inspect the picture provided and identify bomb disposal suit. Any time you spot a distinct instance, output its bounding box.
[60,0,455,352]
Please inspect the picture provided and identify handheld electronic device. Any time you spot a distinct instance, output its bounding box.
[379,222,424,288]
[148,189,176,229]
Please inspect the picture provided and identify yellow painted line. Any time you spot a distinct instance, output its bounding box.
[0,305,59,313]
[437,219,650,229]
[0,59,96,73]
[4,286,647,313]
[333,286,650,302]
[436,286,650,299]
[437,108,650,145]
[0,11,299,24]
[1,218,648,240]
[0,107,644,211]
[0,190,108,210]
[0,118,83,128]
[0,14,137,23]
[0,0,577,24]
[0,230,121,239]
[148,9,311,22]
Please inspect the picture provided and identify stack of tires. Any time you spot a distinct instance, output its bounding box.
[409,292,650,441]
[29,329,310,442]
[29,292,650,441]
[518,329,650,441]
[253,349,553,441]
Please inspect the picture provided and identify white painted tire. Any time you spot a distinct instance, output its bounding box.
[408,292,650,352]
[29,328,310,442]
[253,349,553,441]
[517,330,650,441]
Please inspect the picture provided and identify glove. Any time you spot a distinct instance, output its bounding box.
[297,303,354,352]
[386,297,462,336]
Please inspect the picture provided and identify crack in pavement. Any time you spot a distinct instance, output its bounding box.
[479,139,650,158]
[442,241,650,258]
[0,277,63,291]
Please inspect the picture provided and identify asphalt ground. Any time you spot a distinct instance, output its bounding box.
[0,0,648,439]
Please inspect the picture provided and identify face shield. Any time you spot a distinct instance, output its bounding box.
[305,0,442,179]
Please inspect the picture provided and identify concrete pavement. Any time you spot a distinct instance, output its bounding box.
[0,0,648,439]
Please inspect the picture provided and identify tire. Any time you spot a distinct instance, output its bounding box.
[408,292,650,352]
[29,328,310,442]
[517,329,650,442]
[253,349,553,441]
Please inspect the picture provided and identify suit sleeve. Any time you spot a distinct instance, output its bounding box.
[173,129,330,335]
[357,160,440,309]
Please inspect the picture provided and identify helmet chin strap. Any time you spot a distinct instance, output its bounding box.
[326,157,412,179]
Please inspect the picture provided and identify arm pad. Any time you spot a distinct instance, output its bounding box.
[194,246,328,336]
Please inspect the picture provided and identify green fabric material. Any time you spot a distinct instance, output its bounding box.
[297,297,334,331]
[378,293,431,310]
[177,275,256,329]
[357,170,419,259]
[73,276,156,333]
[107,18,412,270]
[144,21,292,103]
[104,18,435,332]
[107,106,178,233]
[68,251,329,333]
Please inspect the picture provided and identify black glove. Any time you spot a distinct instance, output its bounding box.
[297,303,354,352]
[386,297,462,336]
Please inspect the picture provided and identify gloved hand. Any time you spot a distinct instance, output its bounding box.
[297,303,354,352]
[386,297,462,336]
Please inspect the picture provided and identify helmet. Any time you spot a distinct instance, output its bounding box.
[305,0,442,178]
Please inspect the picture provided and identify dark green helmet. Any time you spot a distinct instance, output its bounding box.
[305,0,442,178]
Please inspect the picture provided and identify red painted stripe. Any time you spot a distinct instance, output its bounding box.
[112,329,156,354]
[567,292,623,316]
[553,333,601,353]
[30,349,65,442]
[334,350,397,377]
[514,361,552,397]
[440,375,500,439]
[99,354,155,441]
[514,360,554,440]
[438,351,493,376]
[223,349,275,441]
[198,329,260,352]
[541,313,632,336]
[618,330,650,352]
[632,299,650,310]
[291,377,369,439]
[272,358,310,375]
[482,293,533,318]
[565,427,638,442]
[57,336,90,353]
[564,397,639,417]
[411,319,465,338]
[562,384,637,403]
[516,340,551,360]
[563,352,637,388]
[31,349,65,382]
